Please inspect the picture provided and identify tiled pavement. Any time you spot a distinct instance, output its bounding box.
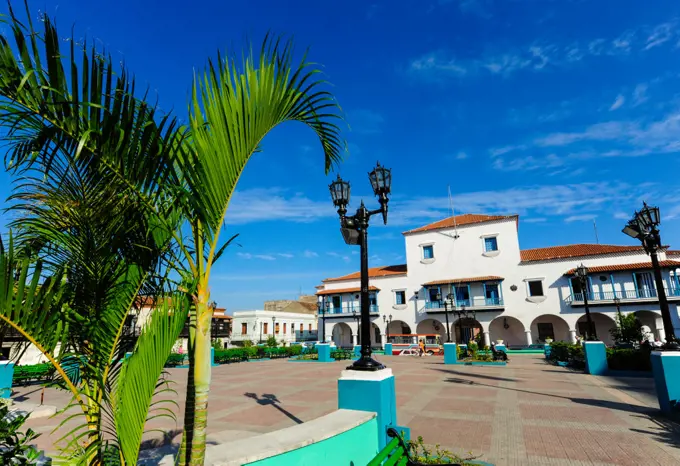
[13,355,680,465]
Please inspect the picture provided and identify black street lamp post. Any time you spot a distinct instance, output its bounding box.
[622,202,678,350]
[383,314,392,343]
[575,264,596,341]
[613,296,621,314]
[259,322,263,343]
[272,316,276,340]
[329,162,392,371]
[436,291,455,342]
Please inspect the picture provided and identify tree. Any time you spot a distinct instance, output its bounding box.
[610,310,646,344]
[0,3,190,463]
[168,37,345,465]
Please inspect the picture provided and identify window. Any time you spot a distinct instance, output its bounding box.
[537,323,554,341]
[241,323,247,335]
[395,290,406,305]
[422,245,434,259]
[283,323,287,334]
[332,295,342,311]
[455,285,470,303]
[308,323,312,331]
[299,323,303,333]
[484,236,498,252]
[275,323,280,334]
[263,322,269,334]
[570,277,592,298]
[428,287,439,303]
[528,280,544,297]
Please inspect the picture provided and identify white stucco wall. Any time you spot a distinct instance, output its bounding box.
[231,310,317,345]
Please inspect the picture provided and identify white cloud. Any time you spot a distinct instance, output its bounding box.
[226,188,334,225]
[523,217,547,223]
[632,83,648,106]
[254,254,276,261]
[489,145,526,157]
[564,214,597,223]
[304,250,319,258]
[613,212,630,220]
[456,151,469,160]
[609,95,625,111]
[236,252,252,259]
[410,19,680,80]
[277,253,294,259]
[645,20,677,50]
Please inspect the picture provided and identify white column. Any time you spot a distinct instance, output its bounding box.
[352,334,358,346]
[483,331,490,347]
[381,334,387,348]
[658,327,666,343]
[525,330,532,346]
[569,329,577,344]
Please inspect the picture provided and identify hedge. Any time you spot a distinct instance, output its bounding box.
[212,345,304,364]
[606,348,651,371]
[548,342,585,369]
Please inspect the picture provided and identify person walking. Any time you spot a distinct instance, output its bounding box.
[418,339,425,357]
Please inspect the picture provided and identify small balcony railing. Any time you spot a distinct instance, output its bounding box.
[425,297,503,309]
[327,304,379,315]
[568,287,680,303]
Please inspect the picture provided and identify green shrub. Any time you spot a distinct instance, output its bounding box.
[165,353,186,367]
[606,348,651,371]
[610,310,645,345]
[408,435,481,465]
[549,341,585,369]
[214,348,248,363]
[266,336,278,348]
[211,339,224,350]
[288,345,303,356]
[0,404,41,465]
[243,340,254,348]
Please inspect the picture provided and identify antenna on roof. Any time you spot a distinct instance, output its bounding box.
[593,220,599,244]
[448,186,460,239]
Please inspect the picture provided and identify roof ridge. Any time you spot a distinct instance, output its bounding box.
[403,213,518,235]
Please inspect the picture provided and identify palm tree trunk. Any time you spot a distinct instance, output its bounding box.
[177,309,196,466]
[188,293,212,465]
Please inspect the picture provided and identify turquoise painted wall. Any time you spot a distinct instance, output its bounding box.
[245,418,378,466]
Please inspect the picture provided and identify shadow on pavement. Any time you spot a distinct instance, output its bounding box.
[630,415,680,450]
[244,392,304,424]
[434,368,518,383]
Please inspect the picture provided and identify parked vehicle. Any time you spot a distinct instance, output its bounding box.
[387,334,442,355]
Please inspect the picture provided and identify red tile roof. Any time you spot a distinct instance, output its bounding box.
[564,260,680,275]
[668,250,680,256]
[520,244,646,262]
[316,286,380,296]
[323,264,407,283]
[423,276,504,286]
[403,214,518,235]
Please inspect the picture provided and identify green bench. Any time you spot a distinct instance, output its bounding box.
[12,363,55,386]
[368,428,465,466]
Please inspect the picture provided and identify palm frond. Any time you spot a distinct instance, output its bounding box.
[113,292,190,465]
[185,34,346,246]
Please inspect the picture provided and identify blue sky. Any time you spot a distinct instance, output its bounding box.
[2,0,680,311]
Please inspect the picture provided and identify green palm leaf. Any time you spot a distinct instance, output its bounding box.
[113,292,190,465]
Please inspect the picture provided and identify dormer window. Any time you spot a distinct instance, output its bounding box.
[481,234,500,257]
[423,245,434,259]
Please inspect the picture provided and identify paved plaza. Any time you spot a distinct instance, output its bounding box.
[13,354,680,465]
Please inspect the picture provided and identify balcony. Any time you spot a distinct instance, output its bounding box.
[567,287,680,305]
[324,304,379,317]
[424,297,504,311]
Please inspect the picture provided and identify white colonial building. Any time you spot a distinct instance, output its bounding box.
[316,214,680,349]
[231,310,318,346]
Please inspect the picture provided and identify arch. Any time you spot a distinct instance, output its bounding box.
[416,319,447,342]
[370,322,382,348]
[577,312,616,345]
[387,320,411,337]
[451,318,483,345]
[489,316,525,347]
[331,322,353,348]
[530,314,571,343]
[633,310,663,341]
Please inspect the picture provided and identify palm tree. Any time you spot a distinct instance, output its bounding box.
[168,38,345,464]
[0,3,191,463]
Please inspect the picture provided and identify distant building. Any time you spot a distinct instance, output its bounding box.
[264,295,317,313]
[231,310,317,345]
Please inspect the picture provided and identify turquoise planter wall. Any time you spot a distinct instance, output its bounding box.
[651,351,680,414]
[317,343,332,362]
[383,343,392,356]
[353,345,361,357]
[338,370,397,449]
[444,343,457,364]
[584,341,607,375]
[0,362,14,398]
[245,417,378,466]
